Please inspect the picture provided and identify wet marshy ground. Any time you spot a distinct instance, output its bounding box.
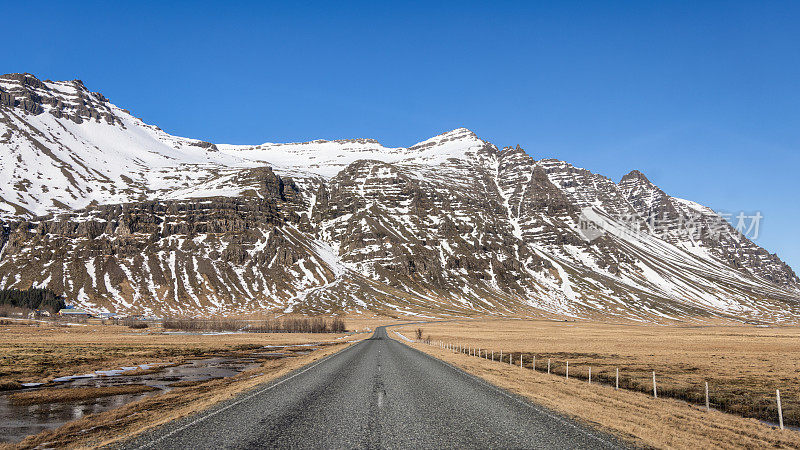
[0,344,317,443]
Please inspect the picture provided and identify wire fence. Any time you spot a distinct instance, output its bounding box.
[405,334,791,431]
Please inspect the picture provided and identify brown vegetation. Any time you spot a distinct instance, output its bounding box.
[405,338,800,449]
[397,319,800,442]
[0,380,22,391]
[9,340,358,449]
[162,316,346,333]
[0,319,352,385]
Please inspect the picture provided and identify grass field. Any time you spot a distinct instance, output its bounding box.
[7,340,359,449]
[0,316,389,448]
[397,319,800,446]
[0,315,392,386]
[8,315,797,448]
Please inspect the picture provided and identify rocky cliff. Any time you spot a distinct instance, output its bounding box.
[0,73,797,321]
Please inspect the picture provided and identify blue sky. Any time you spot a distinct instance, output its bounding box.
[5,1,799,270]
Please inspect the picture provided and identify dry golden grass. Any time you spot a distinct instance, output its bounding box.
[9,385,159,406]
[403,339,800,449]
[0,380,22,391]
[0,315,401,448]
[3,338,361,449]
[0,318,369,384]
[398,319,800,447]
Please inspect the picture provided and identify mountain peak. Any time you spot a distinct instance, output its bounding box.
[620,169,652,185]
[429,127,479,141]
[408,127,483,149]
[0,72,120,125]
[445,126,477,136]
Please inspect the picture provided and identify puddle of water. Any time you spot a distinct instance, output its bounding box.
[0,390,155,442]
[0,345,309,443]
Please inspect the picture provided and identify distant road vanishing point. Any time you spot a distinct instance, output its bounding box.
[122,327,624,449]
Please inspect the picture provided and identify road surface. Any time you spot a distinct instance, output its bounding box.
[122,326,624,449]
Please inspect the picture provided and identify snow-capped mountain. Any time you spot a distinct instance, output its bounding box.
[1,73,797,322]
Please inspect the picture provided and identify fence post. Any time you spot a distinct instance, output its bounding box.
[532,355,535,371]
[705,382,709,411]
[520,355,523,368]
[777,389,784,430]
[588,367,591,384]
[566,361,569,379]
[509,354,512,364]
[615,368,619,390]
[548,358,551,374]
[652,371,657,398]
[500,350,503,362]
[491,350,494,361]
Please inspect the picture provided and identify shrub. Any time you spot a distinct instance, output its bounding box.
[162,316,347,333]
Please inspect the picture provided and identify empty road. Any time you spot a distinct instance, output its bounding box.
[123,326,624,449]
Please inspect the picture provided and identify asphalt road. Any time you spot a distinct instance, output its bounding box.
[122,326,625,449]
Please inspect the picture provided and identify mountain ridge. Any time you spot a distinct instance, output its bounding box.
[0,73,797,322]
